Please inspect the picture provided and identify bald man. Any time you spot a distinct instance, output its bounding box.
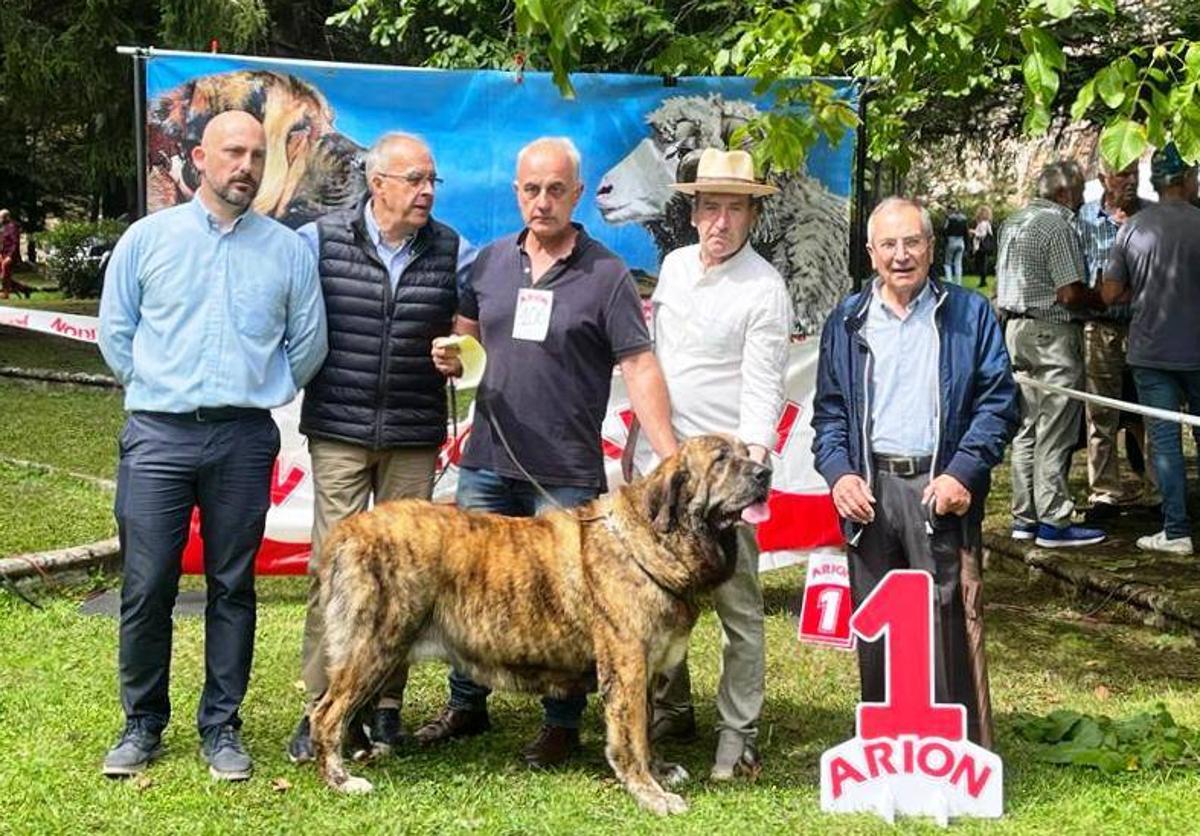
[99,110,327,782]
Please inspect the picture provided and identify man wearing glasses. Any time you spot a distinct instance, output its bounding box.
[287,132,475,763]
[424,136,678,768]
[812,197,1017,744]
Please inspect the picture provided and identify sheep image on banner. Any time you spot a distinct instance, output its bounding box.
[595,94,851,335]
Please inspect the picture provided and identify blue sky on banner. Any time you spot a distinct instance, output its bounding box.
[146,53,856,275]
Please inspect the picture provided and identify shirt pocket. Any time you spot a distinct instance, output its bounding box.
[233,273,287,341]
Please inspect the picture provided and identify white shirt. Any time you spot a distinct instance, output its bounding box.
[651,243,793,449]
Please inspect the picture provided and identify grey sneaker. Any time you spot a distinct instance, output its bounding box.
[710,735,762,782]
[1136,531,1194,555]
[102,721,163,777]
[202,724,253,781]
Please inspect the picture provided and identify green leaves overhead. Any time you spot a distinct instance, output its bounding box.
[1099,117,1148,172]
[329,0,1200,172]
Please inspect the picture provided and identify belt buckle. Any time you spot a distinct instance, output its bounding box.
[897,458,914,477]
[194,408,209,423]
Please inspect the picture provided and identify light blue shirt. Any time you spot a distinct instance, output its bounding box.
[296,200,478,294]
[98,197,328,412]
[864,279,940,457]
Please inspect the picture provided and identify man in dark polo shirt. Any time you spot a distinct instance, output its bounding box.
[425,135,678,768]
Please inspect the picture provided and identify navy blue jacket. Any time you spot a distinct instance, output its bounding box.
[811,278,1018,538]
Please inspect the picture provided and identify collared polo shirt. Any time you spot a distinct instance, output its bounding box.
[458,224,651,489]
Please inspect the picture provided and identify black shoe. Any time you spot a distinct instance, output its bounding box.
[286,715,314,765]
[1083,502,1122,524]
[650,709,698,744]
[101,720,163,777]
[367,707,409,755]
[413,706,491,747]
[201,724,252,781]
[521,725,581,769]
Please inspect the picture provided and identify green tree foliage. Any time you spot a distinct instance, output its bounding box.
[330,0,1200,173]
[0,0,271,227]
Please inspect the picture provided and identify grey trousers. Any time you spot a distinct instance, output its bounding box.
[849,470,982,744]
[653,525,764,748]
[1006,318,1084,527]
[1084,320,1159,505]
[300,438,439,710]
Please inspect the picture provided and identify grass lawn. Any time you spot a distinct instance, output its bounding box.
[0,378,123,554]
[0,562,1197,834]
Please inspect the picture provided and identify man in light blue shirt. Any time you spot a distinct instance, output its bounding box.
[98,110,327,783]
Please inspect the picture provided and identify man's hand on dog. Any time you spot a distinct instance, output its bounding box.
[922,474,972,516]
[431,337,463,377]
[832,474,875,524]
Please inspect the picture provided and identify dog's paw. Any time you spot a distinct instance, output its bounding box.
[653,761,690,788]
[337,775,374,794]
[638,790,689,816]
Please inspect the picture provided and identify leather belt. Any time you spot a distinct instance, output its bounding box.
[139,407,269,423]
[872,454,932,477]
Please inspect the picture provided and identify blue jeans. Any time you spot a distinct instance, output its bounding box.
[1131,367,1200,538]
[448,466,599,728]
[943,236,965,284]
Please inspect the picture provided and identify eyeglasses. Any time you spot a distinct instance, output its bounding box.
[377,171,444,187]
[872,235,930,256]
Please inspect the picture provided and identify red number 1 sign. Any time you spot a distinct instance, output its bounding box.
[797,552,854,649]
[820,570,1003,824]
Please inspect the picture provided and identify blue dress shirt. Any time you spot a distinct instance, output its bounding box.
[296,200,478,295]
[864,279,940,457]
[98,197,328,412]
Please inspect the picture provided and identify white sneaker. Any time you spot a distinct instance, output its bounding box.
[1135,531,1194,555]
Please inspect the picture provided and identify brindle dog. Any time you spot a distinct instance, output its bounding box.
[310,435,771,815]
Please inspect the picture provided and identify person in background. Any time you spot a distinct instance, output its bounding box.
[1076,157,1159,524]
[942,205,968,285]
[1101,144,1200,555]
[995,160,1106,548]
[969,205,995,288]
[0,209,33,299]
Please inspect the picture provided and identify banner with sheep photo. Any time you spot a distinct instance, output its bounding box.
[138,49,859,571]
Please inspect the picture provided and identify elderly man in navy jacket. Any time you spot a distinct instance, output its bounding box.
[811,196,1017,744]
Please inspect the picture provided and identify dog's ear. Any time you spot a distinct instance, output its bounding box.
[645,465,687,534]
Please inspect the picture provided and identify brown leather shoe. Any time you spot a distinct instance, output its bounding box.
[521,725,581,769]
[413,706,491,747]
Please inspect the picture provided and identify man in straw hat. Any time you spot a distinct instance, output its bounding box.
[812,196,1017,745]
[645,147,792,780]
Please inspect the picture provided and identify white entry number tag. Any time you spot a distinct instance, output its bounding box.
[513,288,554,342]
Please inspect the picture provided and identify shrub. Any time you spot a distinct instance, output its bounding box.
[37,219,128,299]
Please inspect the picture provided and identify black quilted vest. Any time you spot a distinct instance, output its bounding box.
[300,202,459,449]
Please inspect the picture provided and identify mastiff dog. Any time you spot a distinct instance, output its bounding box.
[309,435,772,815]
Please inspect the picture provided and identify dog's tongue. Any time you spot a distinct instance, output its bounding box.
[741,502,771,524]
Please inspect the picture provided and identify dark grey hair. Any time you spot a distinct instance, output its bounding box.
[1036,160,1084,200]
